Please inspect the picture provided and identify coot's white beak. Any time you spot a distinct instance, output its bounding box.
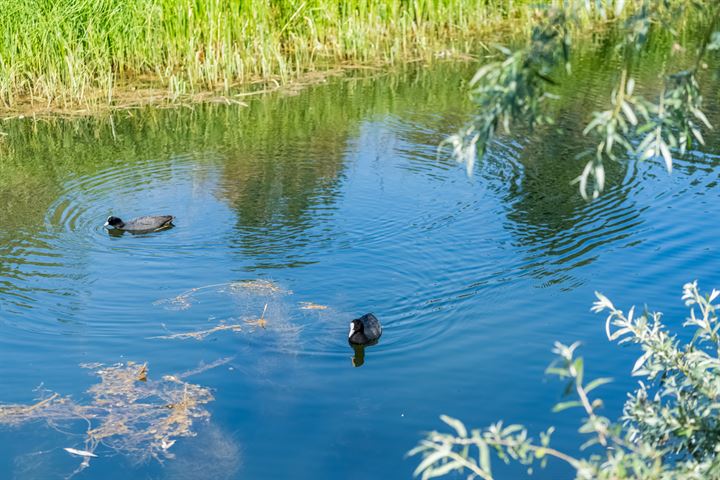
[103,221,110,228]
[348,322,356,337]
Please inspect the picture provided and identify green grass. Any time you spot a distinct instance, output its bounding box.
[0,0,533,111]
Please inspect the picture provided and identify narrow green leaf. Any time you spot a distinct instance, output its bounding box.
[633,351,652,374]
[501,424,525,436]
[424,460,465,478]
[693,108,712,129]
[621,101,638,125]
[552,401,583,412]
[414,449,449,477]
[691,127,705,145]
[659,141,673,172]
[440,415,467,438]
[574,358,584,385]
[585,377,613,393]
[478,441,492,474]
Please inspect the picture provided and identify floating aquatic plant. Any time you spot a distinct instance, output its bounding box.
[0,362,217,475]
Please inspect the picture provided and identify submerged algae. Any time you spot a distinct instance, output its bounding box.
[0,362,216,474]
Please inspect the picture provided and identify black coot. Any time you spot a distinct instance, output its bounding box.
[104,215,174,233]
[348,313,382,345]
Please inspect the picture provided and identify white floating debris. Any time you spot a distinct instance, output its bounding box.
[64,447,98,458]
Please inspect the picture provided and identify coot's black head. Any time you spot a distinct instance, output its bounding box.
[348,319,366,344]
[105,216,124,228]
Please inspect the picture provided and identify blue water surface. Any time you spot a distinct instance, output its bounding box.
[0,61,719,479]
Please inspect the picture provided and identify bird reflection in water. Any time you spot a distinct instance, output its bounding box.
[350,339,378,368]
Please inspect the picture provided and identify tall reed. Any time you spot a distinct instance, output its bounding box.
[0,0,533,110]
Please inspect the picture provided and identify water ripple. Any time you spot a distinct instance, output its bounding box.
[0,155,228,335]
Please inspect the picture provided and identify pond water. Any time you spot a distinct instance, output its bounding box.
[1,55,720,479]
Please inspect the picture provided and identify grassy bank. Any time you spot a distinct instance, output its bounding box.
[0,0,536,115]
